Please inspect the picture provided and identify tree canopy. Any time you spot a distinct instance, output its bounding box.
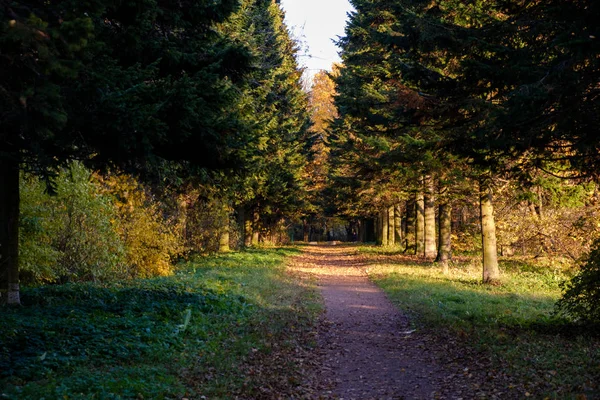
[0,0,308,304]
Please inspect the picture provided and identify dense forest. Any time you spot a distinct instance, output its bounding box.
[1,0,599,397]
[328,0,599,318]
[1,0,310,302]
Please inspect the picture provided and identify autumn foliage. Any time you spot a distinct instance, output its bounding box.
[19,163,183,284]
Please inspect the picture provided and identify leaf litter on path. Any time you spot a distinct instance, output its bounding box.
[288,245,525,400]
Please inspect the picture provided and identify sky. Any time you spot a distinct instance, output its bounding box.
[279,0,354,80]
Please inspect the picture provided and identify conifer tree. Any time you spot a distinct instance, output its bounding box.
[220,0,310,244]
[1,0,250,304]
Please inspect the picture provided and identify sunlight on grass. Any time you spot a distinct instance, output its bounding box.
[358,245,599,399]
[365,257,563,327]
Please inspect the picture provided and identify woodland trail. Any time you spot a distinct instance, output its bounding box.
[289,244,513,400]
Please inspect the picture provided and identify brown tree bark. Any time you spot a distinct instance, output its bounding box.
[381,209,389,246]
[244,217,253,247]
[303,219,309,242]
[0,156,20,305]
[387,206,395,246]
[359,219,366,242]
[415,189,425,256]
[252,207,260,246]
[424,176,436,258]
[480,180,500,283]
[374,212,380,245]
[394,204,403,245]
[404,197,416,253]
[436,201,452,274]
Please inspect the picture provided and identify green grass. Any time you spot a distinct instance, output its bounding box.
[359,246,600,399]
[0,247,321,399]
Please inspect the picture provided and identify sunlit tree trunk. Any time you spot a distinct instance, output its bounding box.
[387,206,395,246]
[252,207,260,246]
[244,215,253,247]
[415,189,425,256]
[0,156,20,305]
[480,179,500,283]
[424,175,436,258]
[381,209,389,246]
[436,201,452,274]
[394,204,403,245]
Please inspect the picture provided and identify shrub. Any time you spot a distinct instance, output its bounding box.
[182,194,229,254]
[19,175,61,283]
[556,239,600,324]
[95,173,182,277]
[20,164,188,283]
[19,162,126,284]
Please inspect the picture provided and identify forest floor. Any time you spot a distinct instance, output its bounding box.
[289,244,525,400]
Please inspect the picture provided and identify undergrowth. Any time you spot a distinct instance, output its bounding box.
[359,245,599,399]
[0,247,320,399]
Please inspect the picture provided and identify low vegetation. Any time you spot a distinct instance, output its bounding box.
[0,248,321,399]
[359,246,600,399]
[19,163,182,284]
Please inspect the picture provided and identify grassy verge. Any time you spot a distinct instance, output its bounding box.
[359,245,599,399]
[0,247,321,399]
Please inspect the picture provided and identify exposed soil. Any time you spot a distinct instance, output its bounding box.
[288,244,522,400]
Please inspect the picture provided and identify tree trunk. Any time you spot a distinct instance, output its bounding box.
[480,180,500,283]
[303,219,309,242]
[436,201,452,274]
[381,209,389,246]
[252,208,260,246]
[236,206,245,249]
[359,219,366,242]
[374,212,381,245]
[387,206,395,246]
[415,190,425,256]
[218,205,230,252]
[269,224,276,245]
[244,216,253,247]
[404,197,415,253]
[394,204,403,245]
[0,156,20,305]
[424,176,436,258]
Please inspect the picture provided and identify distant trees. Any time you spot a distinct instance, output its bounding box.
[303,68,339,239]
[2,0,597,323]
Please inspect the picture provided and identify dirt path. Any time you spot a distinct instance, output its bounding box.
[290,244,510,400]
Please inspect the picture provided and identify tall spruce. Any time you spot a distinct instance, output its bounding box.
[220,0,310,244]
[0,0,250,304]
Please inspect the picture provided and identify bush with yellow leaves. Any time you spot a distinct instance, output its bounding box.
[95,173,183,278]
